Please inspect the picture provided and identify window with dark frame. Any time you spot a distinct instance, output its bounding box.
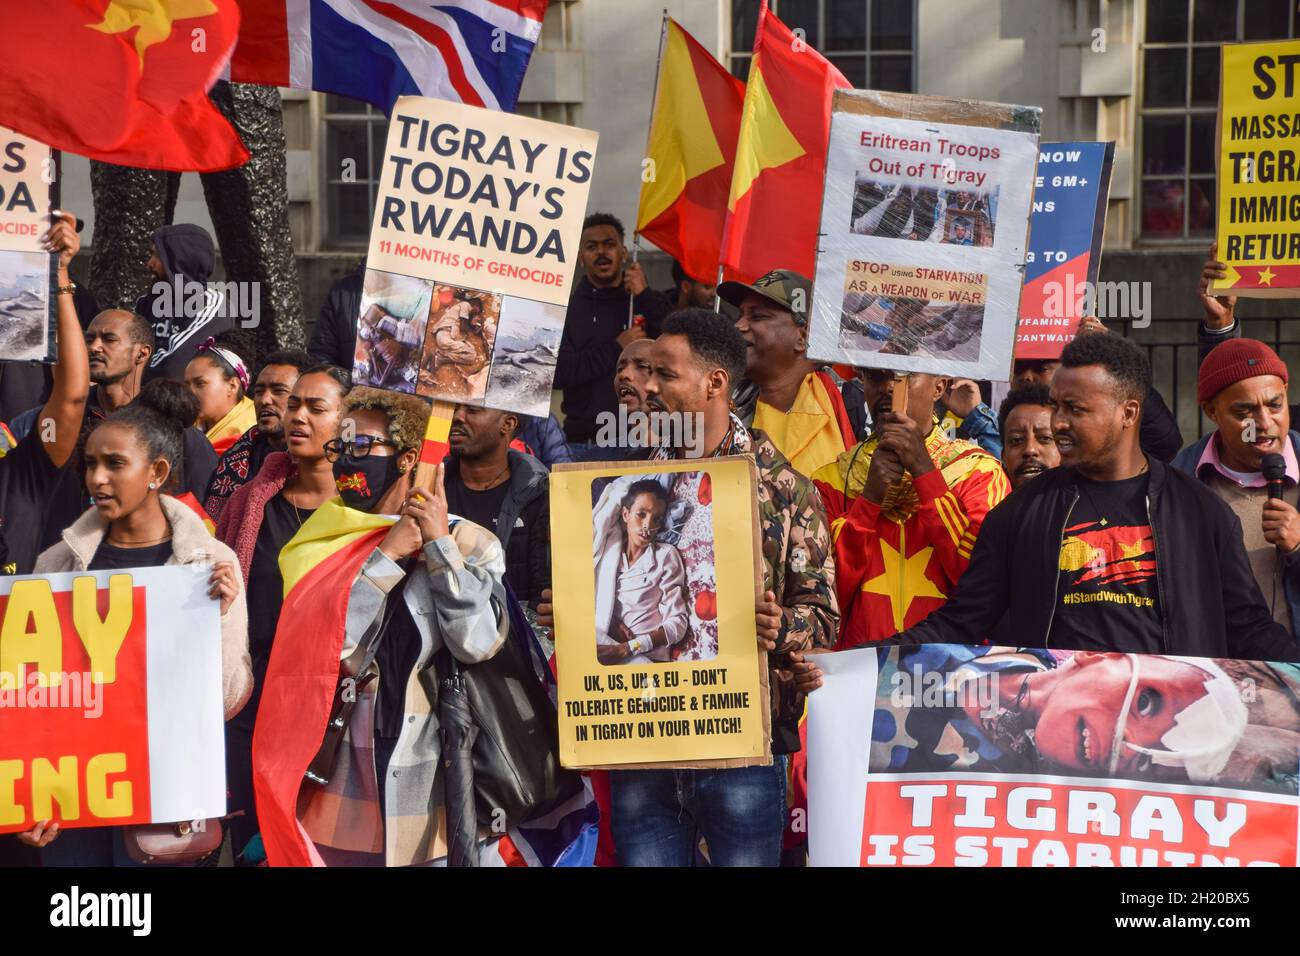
[729,0,915,91]
[322,1,578,247]
[1139,0,1296,241]
[323,95,389,247]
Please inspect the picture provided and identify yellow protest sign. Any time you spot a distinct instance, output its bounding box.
[549,457,771,770]
[1213,39,1300,297]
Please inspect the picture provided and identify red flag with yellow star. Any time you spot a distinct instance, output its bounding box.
[635,18,745,285]
[0,1,249,172]
[720,1,849,282]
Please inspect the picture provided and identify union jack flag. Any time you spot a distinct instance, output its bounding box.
[229,0,549,113]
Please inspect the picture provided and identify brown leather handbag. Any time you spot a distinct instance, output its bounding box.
[123,818,223,865]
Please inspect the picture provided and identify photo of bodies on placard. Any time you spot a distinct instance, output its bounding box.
[351,267,562,417]
[591,472,718,666]
[0,250,49,362]
[482,297,565,418]
[838,260,988,362]
[353,267,499,400]
[850,178,999,247]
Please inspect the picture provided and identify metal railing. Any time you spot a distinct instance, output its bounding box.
[1109,317,1300,442]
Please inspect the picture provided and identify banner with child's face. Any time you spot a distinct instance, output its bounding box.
[549,457,771,769]
[0,567,226,833]
[808,645,1300,867]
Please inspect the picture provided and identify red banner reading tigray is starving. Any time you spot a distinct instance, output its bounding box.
[0,568,226,833]
[806,646,1300,867]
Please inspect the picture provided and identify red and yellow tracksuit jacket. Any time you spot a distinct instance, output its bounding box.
[811,424,1010,646]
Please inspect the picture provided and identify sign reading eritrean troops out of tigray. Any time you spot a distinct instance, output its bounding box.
[808,90,1040,381]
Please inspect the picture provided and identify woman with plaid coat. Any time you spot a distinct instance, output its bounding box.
[260,388,508,866]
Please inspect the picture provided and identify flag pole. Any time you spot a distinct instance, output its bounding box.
[414,400,456,487]
[717,1,766,302]
[629,9,671,330]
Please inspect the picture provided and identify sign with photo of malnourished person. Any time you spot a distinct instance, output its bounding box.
[353,96,597,417]
[807,90,1040,381]
[807,645,1300,867]
[549,457,771,770]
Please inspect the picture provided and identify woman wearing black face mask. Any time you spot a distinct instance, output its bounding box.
[254,387,508,866]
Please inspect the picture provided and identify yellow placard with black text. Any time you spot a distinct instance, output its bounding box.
[549,456,771,770]
[1213,39,1300,297]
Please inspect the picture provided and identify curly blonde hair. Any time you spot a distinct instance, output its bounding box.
[342,386,429,452]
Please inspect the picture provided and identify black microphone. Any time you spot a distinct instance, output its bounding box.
[1262,452,1287,500]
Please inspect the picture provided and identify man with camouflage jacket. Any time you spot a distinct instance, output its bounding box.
[539,308,838,865]
[612,308,838,866]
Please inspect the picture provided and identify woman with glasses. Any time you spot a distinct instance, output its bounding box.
[215,364,350,864]
[255,387,508,866]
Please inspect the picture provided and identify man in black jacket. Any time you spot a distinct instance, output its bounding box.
[794,333,1299,694]
[554,213,671,449]
[444,403,550,605]
[307,261,366,369]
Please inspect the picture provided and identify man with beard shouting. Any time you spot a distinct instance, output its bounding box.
[998,382,1061,491]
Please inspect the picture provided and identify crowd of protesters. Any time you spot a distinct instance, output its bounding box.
[2,207,1299,869]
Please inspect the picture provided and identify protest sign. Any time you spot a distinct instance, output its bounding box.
[353,96,598,418]
[808,90,1040,381]
[1016,142,1113,359]
[0,567,226,833]
[1211,39,1300,298]
[549,456,771,769]
[0,125,56,364]
[807,645,1300,867]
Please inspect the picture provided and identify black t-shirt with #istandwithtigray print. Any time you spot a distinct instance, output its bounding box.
[1051,472,1163,654]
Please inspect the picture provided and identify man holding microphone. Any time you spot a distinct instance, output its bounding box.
[1171,338,1300,635]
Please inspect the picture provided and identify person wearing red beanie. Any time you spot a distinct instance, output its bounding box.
[1196,338,1289,406]
[1172,338,1300,635]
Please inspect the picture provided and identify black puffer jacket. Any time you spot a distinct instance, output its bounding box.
[307,263,366,369]
[445,450,551,604]
[890,458,1300,662]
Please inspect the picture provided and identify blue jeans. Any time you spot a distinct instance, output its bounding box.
[609,757,787,867]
